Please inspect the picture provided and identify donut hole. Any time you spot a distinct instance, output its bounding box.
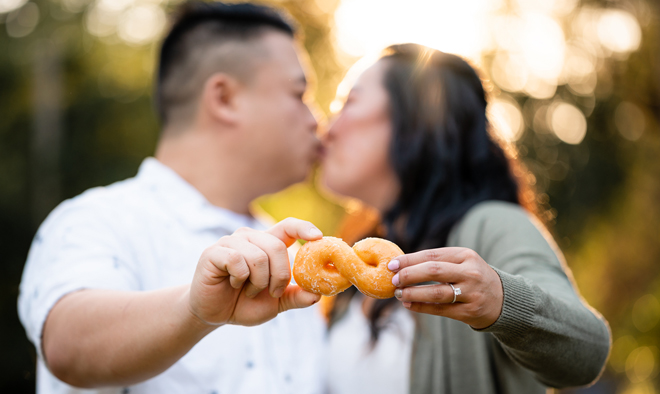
[357,254,380,268]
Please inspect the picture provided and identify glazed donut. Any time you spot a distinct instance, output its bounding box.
[293,237,353,296]
[293,236,403,299]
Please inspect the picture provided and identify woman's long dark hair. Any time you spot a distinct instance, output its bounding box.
[383,44,525,251]
[329,44,535,342]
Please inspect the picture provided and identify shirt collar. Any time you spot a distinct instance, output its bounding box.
[136,157,262,232]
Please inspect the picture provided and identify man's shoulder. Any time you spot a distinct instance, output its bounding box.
[42,176,150,232]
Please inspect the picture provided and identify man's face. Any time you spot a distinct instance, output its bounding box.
[237,31,320,194]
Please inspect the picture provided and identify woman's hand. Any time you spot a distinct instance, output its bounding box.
[388,247,504,329]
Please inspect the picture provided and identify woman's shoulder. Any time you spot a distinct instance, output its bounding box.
[463,200,529,220]
[450,200,536,239]
[447,200,560,265]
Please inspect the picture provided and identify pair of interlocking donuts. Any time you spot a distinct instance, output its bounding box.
[293,237,403,299]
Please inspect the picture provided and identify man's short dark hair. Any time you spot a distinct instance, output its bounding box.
[156,1,295,127]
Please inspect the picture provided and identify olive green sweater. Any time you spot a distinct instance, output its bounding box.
[410,201,611,394]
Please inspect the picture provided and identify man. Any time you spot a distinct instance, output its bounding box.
[18,2,327,393]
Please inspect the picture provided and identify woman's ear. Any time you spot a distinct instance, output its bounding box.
[200,73,243,126]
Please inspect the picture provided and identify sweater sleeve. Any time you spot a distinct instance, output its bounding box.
[453,202,611,388]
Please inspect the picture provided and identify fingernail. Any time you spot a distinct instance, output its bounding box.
[311,295,321,305]
[392,273,399,286]
[388,259,400,271]
[402,302,411,308]
[245,287,260,298]
[394,289,402,299]
[309,228,323,238]
[272,287,285,298]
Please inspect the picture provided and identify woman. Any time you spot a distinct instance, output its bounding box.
[320,44,610,394]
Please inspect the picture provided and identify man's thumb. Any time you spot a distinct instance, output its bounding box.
[278,285,321,313]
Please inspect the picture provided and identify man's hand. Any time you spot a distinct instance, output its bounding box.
[188,217,323,327]
[42,217,323,388]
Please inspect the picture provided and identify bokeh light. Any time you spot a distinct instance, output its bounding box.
[117,4,166,45]
[490,51,528,93]
[632,294,660,333]
[548,101,587,144]
[626,346,657,384]
[512,0,579,16]
[84,0,165,45]
[5,1,39,38]
[335,0,493,59]
[597,9,642,54]
[333,0,645,152]
[488,97,525,142]
[612,335,640,374]
[616,101,646,142]
[0,0,27,14]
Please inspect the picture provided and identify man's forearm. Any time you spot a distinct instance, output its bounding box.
[43,285,216,388]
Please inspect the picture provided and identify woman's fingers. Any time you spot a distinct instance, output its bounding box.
[391,247,504,328]
[402,301,464,320]
[393,261,463,287]
[266,217,323,247]
[389,247,471,272]
[395,283,462,304]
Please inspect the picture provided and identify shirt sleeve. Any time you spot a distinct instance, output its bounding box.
[17,195,141,358]
[459,202,611,388]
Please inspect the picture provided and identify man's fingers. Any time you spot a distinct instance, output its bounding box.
[266,217,323,247]
[277,285,321,313]
[393,261,462,287]
[389,247,470,272]
[243,282,265,298]
[218,236,270,298]
[203,245,250,289]
[236,231,291,298]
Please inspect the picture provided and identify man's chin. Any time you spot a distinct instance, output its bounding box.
[316,170,352,201]
[268,170,313,194]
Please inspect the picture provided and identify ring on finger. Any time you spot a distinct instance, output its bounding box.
[448,283,462,303]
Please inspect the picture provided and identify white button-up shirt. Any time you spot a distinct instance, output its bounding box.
[18,158,327,394]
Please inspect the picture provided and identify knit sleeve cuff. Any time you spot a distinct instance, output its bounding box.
[472,267,536,341]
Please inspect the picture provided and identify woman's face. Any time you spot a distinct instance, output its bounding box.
[321,60,401,212]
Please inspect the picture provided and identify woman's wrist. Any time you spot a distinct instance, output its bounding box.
[471,268,535,338]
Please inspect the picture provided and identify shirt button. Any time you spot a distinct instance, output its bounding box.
[246,361,254,369]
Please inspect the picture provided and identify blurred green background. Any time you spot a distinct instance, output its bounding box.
[1,0,659,393]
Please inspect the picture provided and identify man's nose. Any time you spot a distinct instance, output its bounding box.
[319,118,338,142]
[305,103,320,132]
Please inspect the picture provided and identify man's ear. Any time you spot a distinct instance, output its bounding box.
[201,73,243,126]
